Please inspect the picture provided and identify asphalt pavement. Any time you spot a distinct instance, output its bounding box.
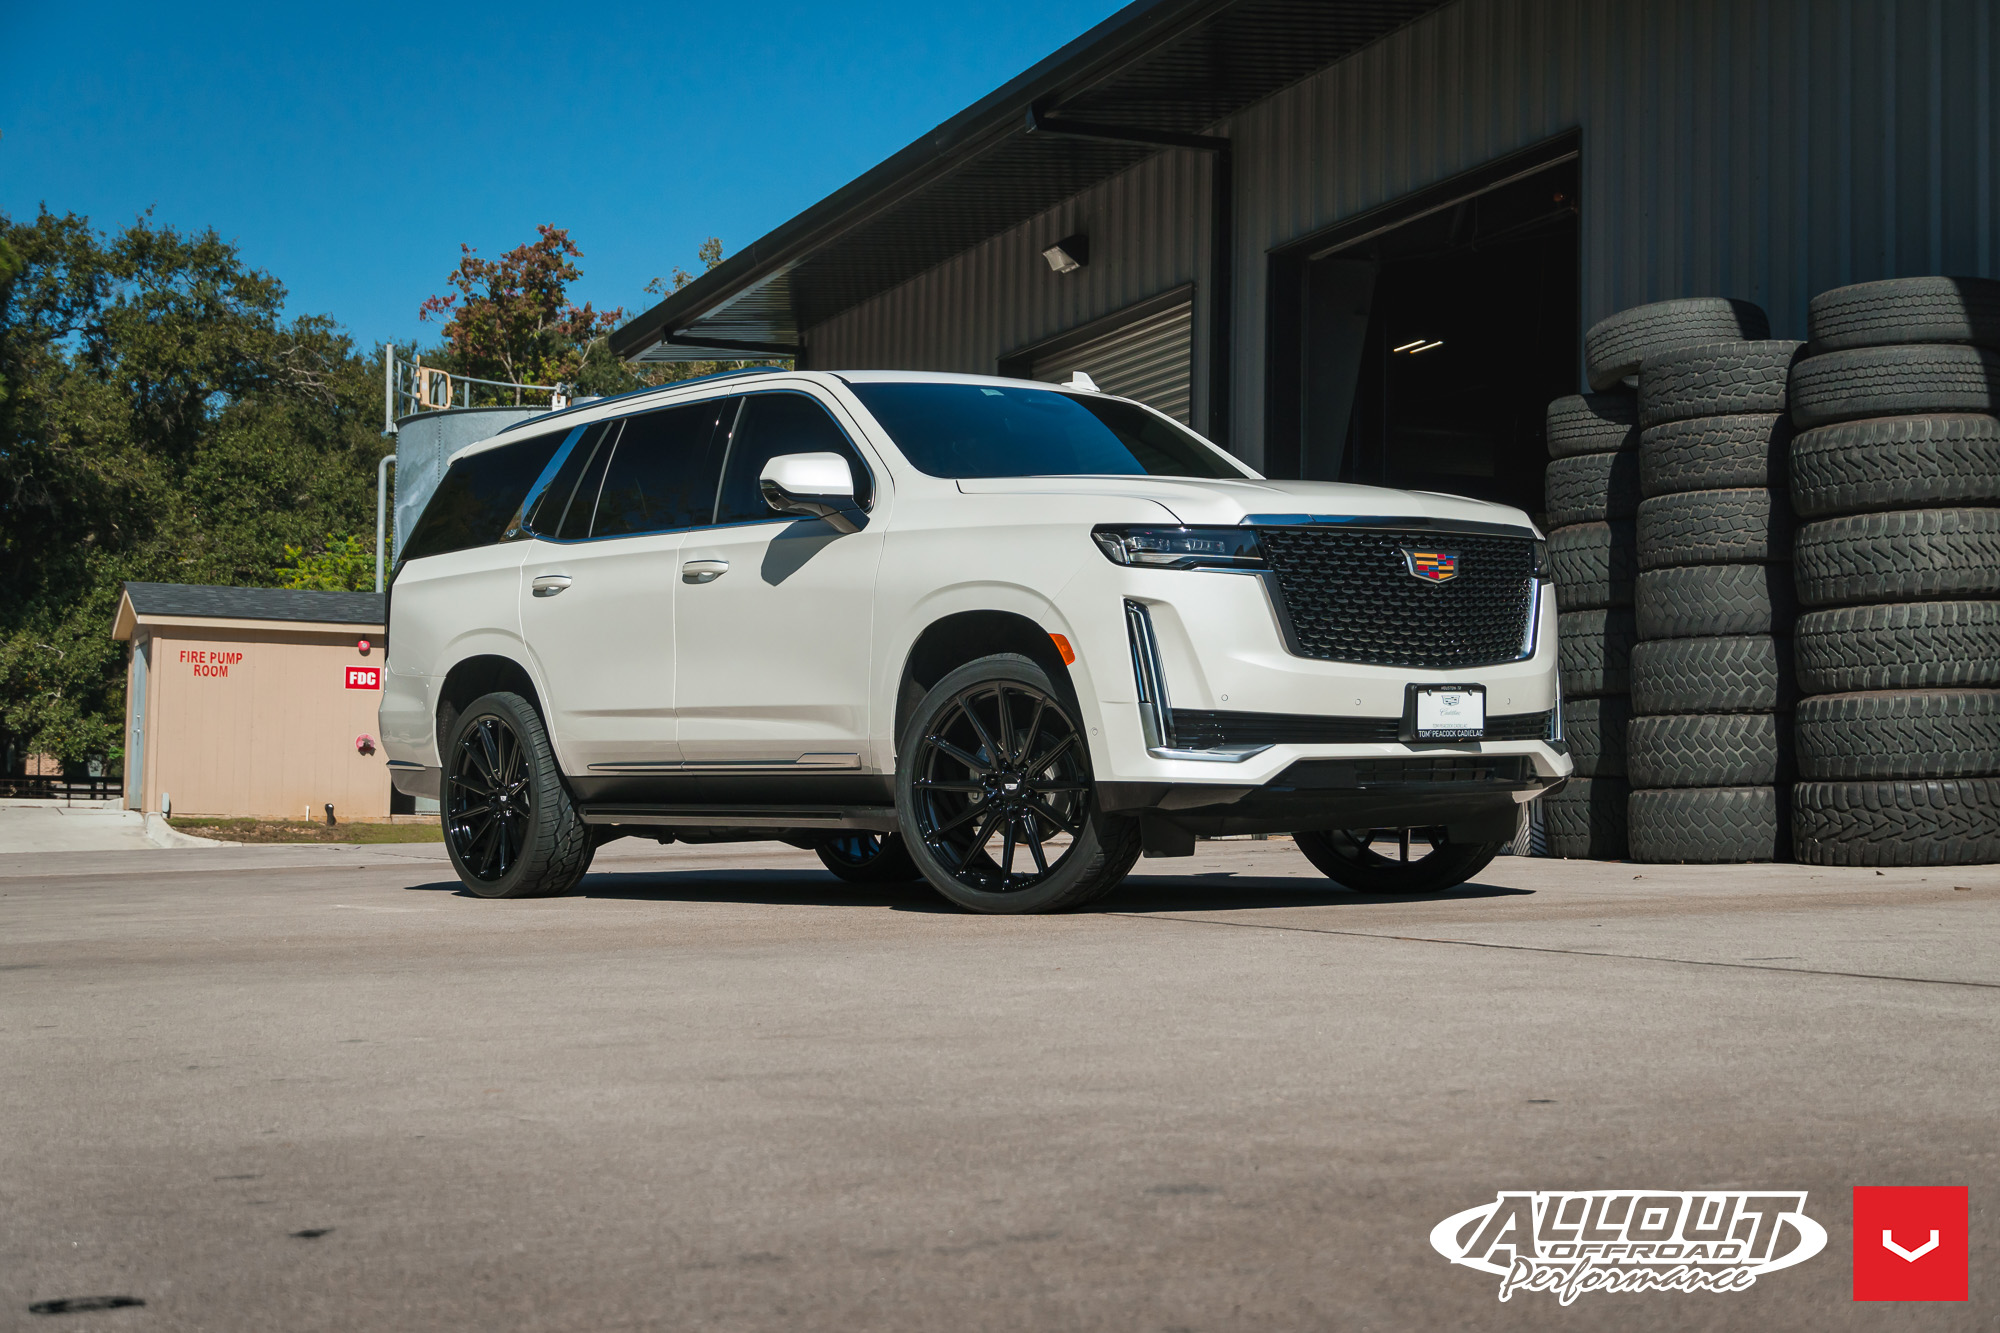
[1,836,1993,1331]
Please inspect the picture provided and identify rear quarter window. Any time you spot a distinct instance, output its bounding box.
[400,432,565,563]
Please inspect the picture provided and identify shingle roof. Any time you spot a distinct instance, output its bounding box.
[121,582,384,626]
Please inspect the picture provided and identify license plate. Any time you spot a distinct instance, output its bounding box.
[1413,685,1485,740]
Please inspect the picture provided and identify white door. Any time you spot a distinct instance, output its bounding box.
[673,392,885,769]
[518,399,733,773]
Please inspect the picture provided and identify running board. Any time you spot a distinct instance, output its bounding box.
[579,804,899,832]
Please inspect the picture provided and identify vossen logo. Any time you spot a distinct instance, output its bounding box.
[1430,1191,1827,1305]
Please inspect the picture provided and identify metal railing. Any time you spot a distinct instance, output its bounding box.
[381,345,568,433]
[0,775,123,803]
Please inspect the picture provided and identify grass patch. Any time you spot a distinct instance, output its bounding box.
[168,817,443,844]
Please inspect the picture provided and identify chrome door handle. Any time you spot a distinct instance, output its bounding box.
[682,559,729,584]
[531,574,573,597]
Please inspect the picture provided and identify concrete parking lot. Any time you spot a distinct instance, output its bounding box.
[1,836,1993,1331]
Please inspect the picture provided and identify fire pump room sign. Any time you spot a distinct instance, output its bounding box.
[180,647,245,678]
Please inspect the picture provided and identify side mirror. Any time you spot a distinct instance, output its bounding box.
[759,452,861,534]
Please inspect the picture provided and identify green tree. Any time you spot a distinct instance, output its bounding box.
[416,232,780,402]
[417,225,624,401]
[0,207,386,771]
[275,534,383,591]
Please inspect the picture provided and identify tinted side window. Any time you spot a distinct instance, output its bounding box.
[401,432,564,562]
[589,399,732,538]
[714,393,872,525]
[524,423,612,536]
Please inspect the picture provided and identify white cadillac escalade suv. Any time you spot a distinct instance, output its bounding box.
[382,368,1568,912]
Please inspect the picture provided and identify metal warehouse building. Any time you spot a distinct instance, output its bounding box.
[611,0,1999,515]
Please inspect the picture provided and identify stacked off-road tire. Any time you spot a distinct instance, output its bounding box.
[1542,392,1639,857]
[1540,299,1771,858]
[1625,328,1802,863]
[1785,276,2000,865]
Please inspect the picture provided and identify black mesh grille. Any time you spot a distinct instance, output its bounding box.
[1257,527,1538,668]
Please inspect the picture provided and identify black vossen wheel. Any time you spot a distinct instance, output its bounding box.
[443,691,593,899]
[815,831,921,884]
[897,654,1139,914]
[1294,827,1505,893]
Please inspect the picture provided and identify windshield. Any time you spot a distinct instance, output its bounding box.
[846,382,1248,480]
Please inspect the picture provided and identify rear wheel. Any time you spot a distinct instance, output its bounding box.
[896,654,1140,914]
[815,831,921,883]
[443,691,593,899]
[1294,827,1504,893]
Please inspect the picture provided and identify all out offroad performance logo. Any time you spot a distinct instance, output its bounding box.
[1430,1190,1827,1304]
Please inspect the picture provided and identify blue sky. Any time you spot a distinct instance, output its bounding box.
[2,1,1125,352]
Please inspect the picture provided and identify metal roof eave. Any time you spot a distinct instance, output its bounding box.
[609,0,1237,361]
[610,0,1448,363]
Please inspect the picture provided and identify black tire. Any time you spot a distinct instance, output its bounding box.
[1807,275,2000,353]
[1542,776,1629,859]
[895,653,1140,914]
[1549,521,1637,610]
[1789,344,2000,430]
[1557,608,1636,697]
[1639,413,1790,497]
[1793,508,2000,608]
[1545,449,1641,526]
[1631,635,1794,715]
[1293,828,1504,892]
[1627,713,1788,788]
[1796,601,2000,693]
[815,831,922,884]
[1636,488,1791,569]
[1789,414,2000,519]
[1628,786,1788,864]
[1637,340,1804,428]
[1564,695,1631,778]
[1546,392,1639,459]
[1794,690,2000,780]
[1584,298,1770,392]
[1635,564,1797,639]
[1793,779,2000,866]
[442,691,594,899]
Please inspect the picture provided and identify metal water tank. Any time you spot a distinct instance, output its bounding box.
[391,406,549,554]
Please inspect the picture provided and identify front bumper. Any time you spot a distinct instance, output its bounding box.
[1066,555,1570,794]
[1102,752,1564,841]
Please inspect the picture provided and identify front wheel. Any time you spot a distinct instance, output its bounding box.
[443,691,594,899]
[896,654,1140,914]
[1294,827,1503,893]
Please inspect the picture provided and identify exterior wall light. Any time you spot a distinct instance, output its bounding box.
[1042,234,1090,273]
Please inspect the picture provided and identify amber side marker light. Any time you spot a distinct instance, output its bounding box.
[1049,633,1076,666]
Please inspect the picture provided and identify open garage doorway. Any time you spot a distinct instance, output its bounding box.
[1265,136,1580,523]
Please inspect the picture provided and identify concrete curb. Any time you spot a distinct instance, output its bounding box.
[145,813,241,849]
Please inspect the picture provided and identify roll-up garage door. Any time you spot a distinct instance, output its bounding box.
[1029,297,1193,424]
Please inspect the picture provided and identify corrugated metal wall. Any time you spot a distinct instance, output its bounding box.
[808,147,1213,401]
[806,0,2000,471]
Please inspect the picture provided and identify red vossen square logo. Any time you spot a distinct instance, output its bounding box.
[1852,1187,1968,1301]
[345,665,382,690]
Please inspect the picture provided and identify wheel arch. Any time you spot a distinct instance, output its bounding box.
[436,654,545,756]
[895,610,1080,749]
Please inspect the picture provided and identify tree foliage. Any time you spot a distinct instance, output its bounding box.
[275,534,382,591]
[0,207,387,771]
[418,230,772,402]
[417,224,624,400]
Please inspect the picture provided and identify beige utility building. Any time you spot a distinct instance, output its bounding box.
[113,583,398,819]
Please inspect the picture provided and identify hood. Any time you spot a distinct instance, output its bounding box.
[954,476,1539,534]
